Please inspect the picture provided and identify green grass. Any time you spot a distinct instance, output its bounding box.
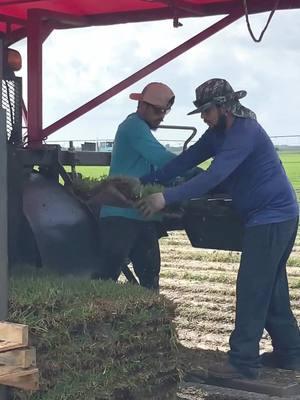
[65,165,109,178]
[278,151,300,197]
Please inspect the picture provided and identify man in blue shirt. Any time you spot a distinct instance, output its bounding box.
[95,82,176,290]
[137,78,300,379]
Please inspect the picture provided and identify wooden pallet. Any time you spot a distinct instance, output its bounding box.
[0,321,39,390]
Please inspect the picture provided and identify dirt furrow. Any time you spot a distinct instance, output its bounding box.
[162,261,300,281]
[160,278,236,295]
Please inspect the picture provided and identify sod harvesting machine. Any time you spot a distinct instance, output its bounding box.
[0,0,299,278]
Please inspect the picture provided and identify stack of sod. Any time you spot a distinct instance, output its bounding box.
[8,276,179,400]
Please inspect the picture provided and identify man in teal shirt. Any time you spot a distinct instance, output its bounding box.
[95,82,176,289]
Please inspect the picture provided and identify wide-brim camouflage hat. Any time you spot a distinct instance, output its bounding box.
[188,78,247,116]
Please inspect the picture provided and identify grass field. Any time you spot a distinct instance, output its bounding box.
[279,151,300,198]
[73,151,300,198]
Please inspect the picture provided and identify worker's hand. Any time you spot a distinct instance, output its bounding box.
[88,184,135,208]
[136,192,166,217]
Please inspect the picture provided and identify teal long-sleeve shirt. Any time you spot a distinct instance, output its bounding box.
[100,112,176,220]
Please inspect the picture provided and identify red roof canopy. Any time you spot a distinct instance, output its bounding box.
[1,0,300,43]
[1,0,299,144]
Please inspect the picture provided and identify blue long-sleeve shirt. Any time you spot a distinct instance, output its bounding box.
[141,117,299,227]
[101,112,175,220]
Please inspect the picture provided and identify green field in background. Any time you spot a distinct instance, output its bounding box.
[69,165,109,178]
[278,152,300,194]
[73,151,300,197]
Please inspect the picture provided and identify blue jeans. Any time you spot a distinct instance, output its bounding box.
[229,217,300,369]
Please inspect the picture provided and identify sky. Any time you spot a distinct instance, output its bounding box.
[14,8,300,148]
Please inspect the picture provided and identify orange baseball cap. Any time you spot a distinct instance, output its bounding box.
[130,82,175,108]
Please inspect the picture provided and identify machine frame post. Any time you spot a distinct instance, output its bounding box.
[0,36,8,400]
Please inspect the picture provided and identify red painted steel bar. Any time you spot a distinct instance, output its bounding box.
[42,9,244,140]
[35,8,88,27]
[82,1,300,27]
[0,13,26,25]
[4,27,27,46]
[27,9,43,146]
[0,0,41,6]
[27,10,54,146]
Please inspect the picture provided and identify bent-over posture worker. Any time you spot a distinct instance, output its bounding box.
[94,82,176,290]
[137,78,300,378]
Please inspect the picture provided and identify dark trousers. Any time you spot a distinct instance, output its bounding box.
[229,217,300,369]
[95,217,161,289]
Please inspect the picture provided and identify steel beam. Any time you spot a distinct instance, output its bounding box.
[0,36,8,400]
[18,148,111,167]
[86,1,300,26]
[0,37,8,332]
[27,9,43,147]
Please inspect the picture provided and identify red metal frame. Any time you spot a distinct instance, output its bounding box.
[26,8,244,146]
[27,10,43,146]
[1,0,300,33]
[0,0,299,146]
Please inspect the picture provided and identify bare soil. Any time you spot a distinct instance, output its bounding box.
[158,230,300,399]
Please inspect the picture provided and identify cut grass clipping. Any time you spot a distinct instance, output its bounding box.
[8,276,179,400]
